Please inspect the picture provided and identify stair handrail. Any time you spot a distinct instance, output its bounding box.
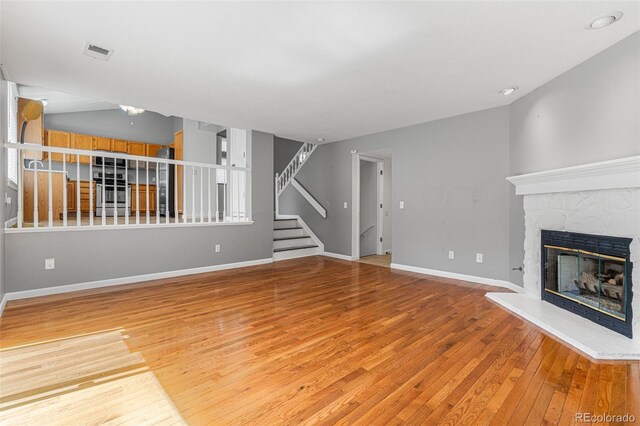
[276,142,316,196]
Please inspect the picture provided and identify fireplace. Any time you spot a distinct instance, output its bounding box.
[541,230,633,338]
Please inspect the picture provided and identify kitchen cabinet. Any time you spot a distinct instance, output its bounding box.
[128,141,147,156]
[44,130,70,162]
[18,98,45,160]
[70,134,93,164]
[67,181,96,214]
[131,184,156,214]
[93,136,112,151]
[111,139,129,153]
[23,170,65,223]
[146,144,163,158]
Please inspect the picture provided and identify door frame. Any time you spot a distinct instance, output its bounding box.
[351,153,384,259]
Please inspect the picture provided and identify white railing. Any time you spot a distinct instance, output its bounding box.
[275,142,316,197]
[4,142,251,231]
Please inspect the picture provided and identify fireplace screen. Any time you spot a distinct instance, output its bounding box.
[544,245,627,321]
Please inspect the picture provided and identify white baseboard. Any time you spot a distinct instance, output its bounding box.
[390,262,524,293]
[2,258,274,306]
[322,251,354,261]
[0,293,8,317]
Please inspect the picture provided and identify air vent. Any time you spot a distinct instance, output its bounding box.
[83,42,114,61]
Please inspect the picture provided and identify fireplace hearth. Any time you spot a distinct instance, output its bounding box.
[541,230,633,338]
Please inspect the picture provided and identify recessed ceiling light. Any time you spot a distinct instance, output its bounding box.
[500,87,518,96]
[588,12,623,30]
[317,138,325,142]
[40,99,48,107]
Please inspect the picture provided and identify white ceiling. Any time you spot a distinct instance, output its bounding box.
[18,85,118,114]
[1,1,638,143]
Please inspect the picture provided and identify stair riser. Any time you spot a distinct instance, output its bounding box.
[274,228,305,238]
[273,237,314,250]
[274,219,299,229]
[273,246,321,261]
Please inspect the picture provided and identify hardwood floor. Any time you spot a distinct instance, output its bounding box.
[357,253,392,267]
[1,256,638,425]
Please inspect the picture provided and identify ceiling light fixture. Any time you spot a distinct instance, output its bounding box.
[317,138,325,142]
[587,11,623,29]
[500,87,518,96]
[119,105,145,116]
[40,99,48,107]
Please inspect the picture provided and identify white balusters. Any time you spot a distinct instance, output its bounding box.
[207,167,212,223]
[156,162,160,225]
[146,161,150,224]
[183,164,187,224]
[191,166,195,224]
[136,160,140,225]
[102,161,106,226]
[113,156,118,225]
[174,163,178,224]
[33,163,38,228]
[89,156,93,227]
[47,156,53,227]
[200,166,204,223]
[77,156,81,226]
[124,159,129,225]
[63,156,68,227]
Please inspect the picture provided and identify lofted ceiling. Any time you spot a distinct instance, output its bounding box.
[1,1,639,143]
[18,85,118,114]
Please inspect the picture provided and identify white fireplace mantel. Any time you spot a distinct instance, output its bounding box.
[489,155,640,360]
[506,156,640,196]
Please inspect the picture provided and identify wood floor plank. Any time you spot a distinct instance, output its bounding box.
[0,256,637,425]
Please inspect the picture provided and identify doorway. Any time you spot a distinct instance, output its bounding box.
[352,152,392,266]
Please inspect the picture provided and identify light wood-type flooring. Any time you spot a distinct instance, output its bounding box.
[1,256,638,425]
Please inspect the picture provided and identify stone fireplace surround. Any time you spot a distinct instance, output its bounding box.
[487,156,640,360]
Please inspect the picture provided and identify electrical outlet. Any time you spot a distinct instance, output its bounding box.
[399,201,405,209]
[476,253,483,263]
[215,244,221,253]
[343,202,348,209]
[45,258,55,270]
[4,193,11,205]
[449,251,455,260]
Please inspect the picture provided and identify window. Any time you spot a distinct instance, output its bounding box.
[6,82,18,185]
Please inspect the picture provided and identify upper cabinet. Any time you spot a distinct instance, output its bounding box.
[111,139,129,153]
[128,141,146,156]
[93,136,111,151]
[44,130,70,162]
[146,144,163,158]
[71,134,93,164]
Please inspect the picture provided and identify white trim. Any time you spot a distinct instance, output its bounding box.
[4,216,17,228]
[2,258,273,303]
[376,161,384,256]
[291,179,327,218]
[352,153,386,260]
[0,293,8,318]
[486,293,640,360]
[7,179,18,191]
[5,220,254,233]
[507,156,640,195]
[275,214,324,252]
[390,262,524,293]
[322,251,355,261]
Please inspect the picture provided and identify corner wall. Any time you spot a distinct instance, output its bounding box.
[282,106,511,282]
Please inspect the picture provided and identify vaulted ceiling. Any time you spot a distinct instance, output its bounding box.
[1,1,638,142]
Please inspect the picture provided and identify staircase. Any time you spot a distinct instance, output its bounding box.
[273,218,321,260]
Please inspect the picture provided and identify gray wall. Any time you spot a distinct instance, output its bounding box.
[4,131,273,292]
[44,109,175,145]
[508,31,640,286]
[281,106,512,281]
[274,137,303,176]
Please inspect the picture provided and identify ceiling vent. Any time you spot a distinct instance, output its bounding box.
[83,42,114,61]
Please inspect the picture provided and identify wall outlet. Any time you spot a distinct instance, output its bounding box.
[399,201,405,209]
[343,201,348,209]
[476,253,483,263]
[45,258,55,270]
[215,244,221,253]
[4,193,11,205]
[448,251,455,260]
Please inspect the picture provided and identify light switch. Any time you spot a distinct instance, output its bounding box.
[449,251,455,260]
[476,253,483,263]
[45,258,55,270]
[343,202,348,209]
[399,201,405,209]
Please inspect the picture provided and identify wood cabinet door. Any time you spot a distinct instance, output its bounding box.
[23,171,64,223]
[111,139,129,153]
[19,98,44,160]
[71,134,93,164]
[93,136,112,151]
[45,130,71,162]
[146,144,163,158]
[67,181,76,212]
[128,141,146,156]
[131,185,156,213]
